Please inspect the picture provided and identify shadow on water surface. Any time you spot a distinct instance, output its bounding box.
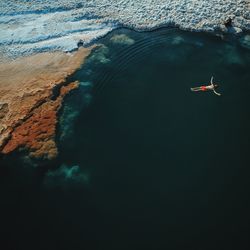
[1,28,250,250]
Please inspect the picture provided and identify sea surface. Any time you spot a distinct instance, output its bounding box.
[1,28,250,250]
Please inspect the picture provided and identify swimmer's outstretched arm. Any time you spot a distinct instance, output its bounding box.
[210,76,214,85]
[213,89,221,96]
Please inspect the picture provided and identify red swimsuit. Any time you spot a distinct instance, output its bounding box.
[201,86,207,91]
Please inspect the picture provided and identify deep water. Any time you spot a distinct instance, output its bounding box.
[1,28,250,250]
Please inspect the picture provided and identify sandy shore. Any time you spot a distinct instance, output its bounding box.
[0,47,94,159]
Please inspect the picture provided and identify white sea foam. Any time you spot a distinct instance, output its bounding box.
[0,0,249,59]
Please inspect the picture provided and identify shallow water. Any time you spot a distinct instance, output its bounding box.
[1,28,250,250]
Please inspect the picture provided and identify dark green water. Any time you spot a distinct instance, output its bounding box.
[1,28,250,250]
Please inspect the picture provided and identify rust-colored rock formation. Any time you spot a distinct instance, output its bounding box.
[2,82,79,159]
[0,47,94,159]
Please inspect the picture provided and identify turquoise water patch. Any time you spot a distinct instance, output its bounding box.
[59,81,93,144]
[44,164,90,188]
[88,45,111,64]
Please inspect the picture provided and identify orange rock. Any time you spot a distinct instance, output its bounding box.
[0,46,95,159]
[2,81,79,160]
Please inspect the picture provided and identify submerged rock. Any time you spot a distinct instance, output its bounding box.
[59,81,93,144]
[171,36,185,45]
[88,45,110,64]
[224,45,244,66]
[110,34,135,45]
[44,164,90,188]
[240,34,250,50]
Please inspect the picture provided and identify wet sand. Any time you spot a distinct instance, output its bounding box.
[0,47,94,159]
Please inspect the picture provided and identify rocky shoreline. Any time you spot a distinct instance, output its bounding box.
[0,47,94,159]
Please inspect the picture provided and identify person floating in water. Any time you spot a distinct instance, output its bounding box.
[191,76,221,96]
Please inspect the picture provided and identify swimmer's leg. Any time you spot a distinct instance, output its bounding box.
[191,87,202,91]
